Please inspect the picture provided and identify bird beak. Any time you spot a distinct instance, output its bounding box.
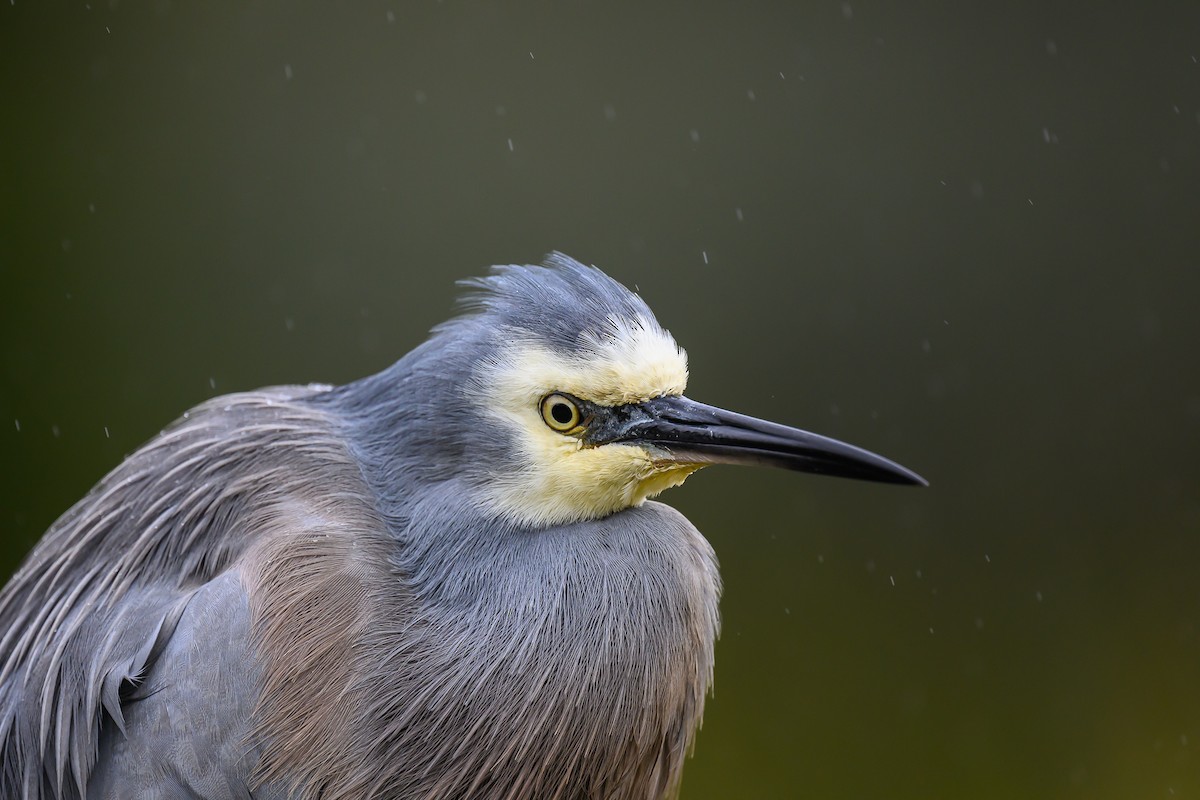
[594,395,927,486]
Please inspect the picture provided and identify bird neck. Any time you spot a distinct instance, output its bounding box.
[294,357,723,799]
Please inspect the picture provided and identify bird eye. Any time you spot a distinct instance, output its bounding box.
[540,393,583,433]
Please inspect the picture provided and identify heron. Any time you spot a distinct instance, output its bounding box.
[0,253,924,800]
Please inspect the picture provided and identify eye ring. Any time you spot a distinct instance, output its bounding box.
[540,393,583,433]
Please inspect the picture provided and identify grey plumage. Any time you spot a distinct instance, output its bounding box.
[0,256,720,799]
[1,253,922,799]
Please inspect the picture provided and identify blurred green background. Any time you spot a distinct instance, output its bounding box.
[2,1,1198,797]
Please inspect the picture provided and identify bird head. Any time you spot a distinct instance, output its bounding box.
[417,253,925,530]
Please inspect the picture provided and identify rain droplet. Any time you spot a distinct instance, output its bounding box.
[689,129,700,143]
[104,426,110,438]
[52,425,61,438]
[14,419,20,432]
[507,138,514,152]
[284,64,293,80]
[701,250,708,264]
[735,207,744,221]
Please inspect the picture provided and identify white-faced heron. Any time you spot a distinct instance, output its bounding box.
[0,253,924,799]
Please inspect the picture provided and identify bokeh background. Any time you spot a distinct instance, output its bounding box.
[3,2,1199,797]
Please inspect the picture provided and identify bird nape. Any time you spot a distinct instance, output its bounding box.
[0,252,924,800]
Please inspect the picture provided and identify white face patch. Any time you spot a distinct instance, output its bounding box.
[471,316,696,528]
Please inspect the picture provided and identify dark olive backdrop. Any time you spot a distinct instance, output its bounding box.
[2,2,1199,798]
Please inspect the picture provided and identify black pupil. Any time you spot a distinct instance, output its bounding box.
[550,401,574,425]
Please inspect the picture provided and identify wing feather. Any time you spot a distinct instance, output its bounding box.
[0,385,354,799]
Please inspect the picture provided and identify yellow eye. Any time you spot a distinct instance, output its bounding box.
[540,393,582,433]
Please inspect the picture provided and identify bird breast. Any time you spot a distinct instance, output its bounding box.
[249,494,721,800]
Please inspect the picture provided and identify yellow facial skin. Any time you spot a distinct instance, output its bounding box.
[473,321,700,528]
